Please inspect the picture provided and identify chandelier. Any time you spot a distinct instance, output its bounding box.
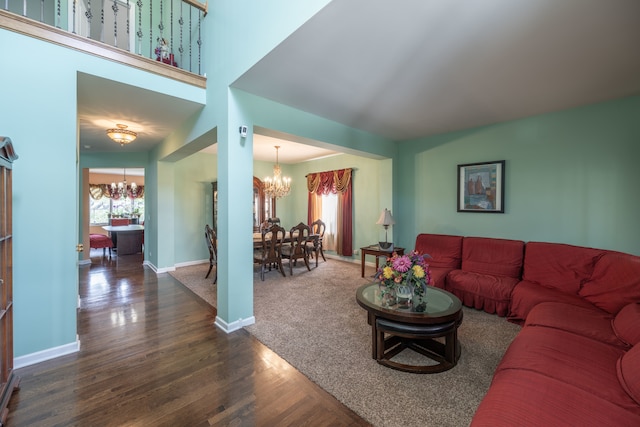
[106,124,137,146]
[264,145,291,199]
[111,169,137,200]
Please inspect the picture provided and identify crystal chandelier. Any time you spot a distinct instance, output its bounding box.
[264,146,291,199]
[106,124,137,146]
[111,169,137,200]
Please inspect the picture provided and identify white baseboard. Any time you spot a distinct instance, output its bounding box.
[175,259,208,268]
[14,336,80,369]
[215,315,255,333]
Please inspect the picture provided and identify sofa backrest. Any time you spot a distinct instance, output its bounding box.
[460,237,524,278]
[522,242,605,294]
[414,233,463,269]
[579,253,640,314]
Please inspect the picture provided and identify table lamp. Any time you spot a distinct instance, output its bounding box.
[376,208,395,252]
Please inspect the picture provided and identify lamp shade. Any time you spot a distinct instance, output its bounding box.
[376,208,395,226]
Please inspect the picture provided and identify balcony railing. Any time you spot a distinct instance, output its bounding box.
[2,0,206,81]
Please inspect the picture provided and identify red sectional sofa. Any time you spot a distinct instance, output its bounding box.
[413,234,640,425]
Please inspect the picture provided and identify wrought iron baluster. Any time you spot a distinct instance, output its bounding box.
[170,0,174,65]
[149,0,153,58]
[40,0,44,22]
[100,1,104,43]
[85,0,93,38]
[178,2,184,67]
[136,0,143,55]
[197,9,202,75]
[112,0,118,47]
[72,0,77,33]
[56,0,61,28]
[126,0,130,51]
[189,6,192,73]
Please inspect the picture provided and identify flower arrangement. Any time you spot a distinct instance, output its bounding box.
[375,250,432,311]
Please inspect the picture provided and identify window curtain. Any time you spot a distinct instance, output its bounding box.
[306,168,353,256]
[89,184,145,200]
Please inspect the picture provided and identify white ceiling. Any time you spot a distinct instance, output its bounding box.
[79,0,640,160]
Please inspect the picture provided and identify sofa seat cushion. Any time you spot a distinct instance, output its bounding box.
[446,270,519,317]
[508,280,597,323]
[613,303,640,346]
[579,252,640,314]
[525,302,626,348]
[522,242,605,294]
[414,233,463,269]
[618,344,640,405]
[495,327,636,411]
[472,369,640,427]
[460,237,524,278]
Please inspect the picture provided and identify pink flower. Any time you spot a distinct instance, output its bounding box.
[392,255,412,273]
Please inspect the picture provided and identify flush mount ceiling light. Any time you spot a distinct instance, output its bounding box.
[106,124,137,146]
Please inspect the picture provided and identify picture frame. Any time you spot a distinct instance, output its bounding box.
[457,160,505,213]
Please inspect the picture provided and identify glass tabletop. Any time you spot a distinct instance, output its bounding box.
[356,283,461,319]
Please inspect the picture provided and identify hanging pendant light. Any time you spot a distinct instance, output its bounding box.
[110,168,138,200]
[264,146,291,199]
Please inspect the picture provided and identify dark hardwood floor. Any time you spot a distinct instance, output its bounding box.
[7,250,370,426]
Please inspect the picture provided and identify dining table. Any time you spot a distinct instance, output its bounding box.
[102,224,144,255]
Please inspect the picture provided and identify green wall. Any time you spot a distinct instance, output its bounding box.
[396,96,640,256]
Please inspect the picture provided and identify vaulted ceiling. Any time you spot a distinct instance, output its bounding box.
[79,0,640,161]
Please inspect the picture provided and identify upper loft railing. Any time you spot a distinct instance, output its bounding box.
[1,0,207,87]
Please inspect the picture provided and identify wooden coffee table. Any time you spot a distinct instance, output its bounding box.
[356,283,463,373]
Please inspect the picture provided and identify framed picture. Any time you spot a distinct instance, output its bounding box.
[457,160,505,213]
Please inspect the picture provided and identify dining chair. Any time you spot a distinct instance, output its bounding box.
[306,219,326,266]
[282,222,312,275]
[254,224,286,281]
[204,224,218,284]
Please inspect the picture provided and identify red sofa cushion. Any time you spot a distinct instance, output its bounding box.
[446,270,518,317]
[613,303,640,346]
[579,252,640,314]
[460,237,524,278]
[509,280,597,323]
[472,369,640,426]
[522,242,604,294]
[525,302,625,348]
[618,344,640,405]
[414,233,462,269]
[496,327,634,411]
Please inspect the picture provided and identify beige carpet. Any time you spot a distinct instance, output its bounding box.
[169,260,521,427]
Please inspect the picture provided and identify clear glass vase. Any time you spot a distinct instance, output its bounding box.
[412,284,428,312]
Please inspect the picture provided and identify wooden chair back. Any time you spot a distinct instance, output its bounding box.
[204,224,218,283]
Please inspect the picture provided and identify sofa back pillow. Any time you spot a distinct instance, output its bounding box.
[414,234,463,269]
[580,253,640,314]
[613,303,640,346]
[460,237,524,278]
[522,242,604,294]
[617,344,640,405]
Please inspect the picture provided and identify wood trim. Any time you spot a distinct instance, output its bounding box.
[0,10,206,89]
[183,0,208,15]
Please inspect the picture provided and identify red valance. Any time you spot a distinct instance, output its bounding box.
[306,168,352,195]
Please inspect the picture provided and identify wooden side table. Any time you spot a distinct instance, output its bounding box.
[360,245,405,277]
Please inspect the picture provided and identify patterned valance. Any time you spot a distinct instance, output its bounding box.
[90,184,145,200]
[306,168,352,195]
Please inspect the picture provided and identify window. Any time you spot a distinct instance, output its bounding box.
[89,197,144,225]
[321,192,338,251]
